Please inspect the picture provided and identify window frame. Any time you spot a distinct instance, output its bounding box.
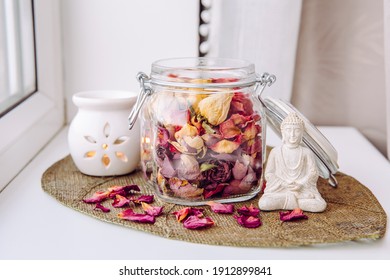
[0,0,64,190]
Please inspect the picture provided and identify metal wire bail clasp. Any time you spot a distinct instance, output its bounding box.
[128,72,153,130]
[255,72,276,106]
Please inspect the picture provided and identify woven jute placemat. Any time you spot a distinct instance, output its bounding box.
[41,155,387,247]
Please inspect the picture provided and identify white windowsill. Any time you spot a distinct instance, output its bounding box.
[0,126,389,260]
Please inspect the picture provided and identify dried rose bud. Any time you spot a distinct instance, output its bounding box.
[202,160,232,184]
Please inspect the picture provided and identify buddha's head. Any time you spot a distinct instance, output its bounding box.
[281,113,304,148]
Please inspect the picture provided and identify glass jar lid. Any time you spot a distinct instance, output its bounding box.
[263,97,339,187]
[150,57,258,88]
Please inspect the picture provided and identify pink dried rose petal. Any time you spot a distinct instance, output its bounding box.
[108,185,140,198]
[82,191,110,204]
[112,194,130,208]
[232,160,248,180]
[183,215,214,229]
[118,209,155,224]
[279,208,308,222]
[222,179,250,197]
[234,215,262,228]
[237,204,260,216]
[94,203,110,213]
[219,118,241,139]
[229,113,252,128]
[168,177,203,198]
[206,201,234,214]
[141,202,164,217]
[172,207,204,222]
[243,122,261,141]
[130,195,154,204]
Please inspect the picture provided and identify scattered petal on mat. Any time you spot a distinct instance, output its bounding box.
[206,201,234,214]
[237,204,260,216]
[112,194,130,208]
[172,207,204,222]
[130,195,154,204]
[141,202,164,217]
[118,209,155,224]
[183,215,214,229]
[234,215,262,228]
[279,208,308,222]
[94,203,110,213]
[108,185,140,198]
[82,191,110,204]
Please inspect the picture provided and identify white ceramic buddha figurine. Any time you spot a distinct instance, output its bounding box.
[259,112,327,212]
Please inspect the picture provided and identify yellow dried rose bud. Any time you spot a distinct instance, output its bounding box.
[198,92,233,126]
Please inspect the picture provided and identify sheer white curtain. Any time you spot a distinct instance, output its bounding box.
[208,0,389,158]
[208,0,302,101]
[385,0,390,158]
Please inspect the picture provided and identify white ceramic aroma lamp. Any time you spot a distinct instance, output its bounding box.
[68,90,140,176]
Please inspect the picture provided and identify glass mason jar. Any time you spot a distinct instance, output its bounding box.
[129,58,275,205]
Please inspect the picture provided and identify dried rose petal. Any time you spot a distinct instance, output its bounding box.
[206,201,234,214]
[168,177,203,198]
[130,195,154,204]
[210,139,240,154]
[141,202,164,216]
[203,183,226,199]
[94,203,110,213]
[219,118,241,139]
[234,215,262,228]
[118,209,155,224]
[279,208,308,222]
[232,160,248,180]
[108,185,140,198]
[172,207,204,222]
[243,122,261,141]
[82,191,110,204]
[183,215,214,229]
[237,204,260,216]
[112,194,130,208]
[172,207,190,222]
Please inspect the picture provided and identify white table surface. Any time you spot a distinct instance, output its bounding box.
[0,126,389,260]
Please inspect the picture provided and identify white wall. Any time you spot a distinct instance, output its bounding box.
[62,0,199,122]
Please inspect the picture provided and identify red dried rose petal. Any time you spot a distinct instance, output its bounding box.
[130,195,154,204]
[237,204,260,216]
[94,203,110,213]
[183,215,214,229]
[234,215,262,228]
[118,209,155,224]
[203,183,226,199]
[279,208,308,222]
[82,191,110,204]
[206,201,234,214]
[141,202,164,217]
[112,194,130,208]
